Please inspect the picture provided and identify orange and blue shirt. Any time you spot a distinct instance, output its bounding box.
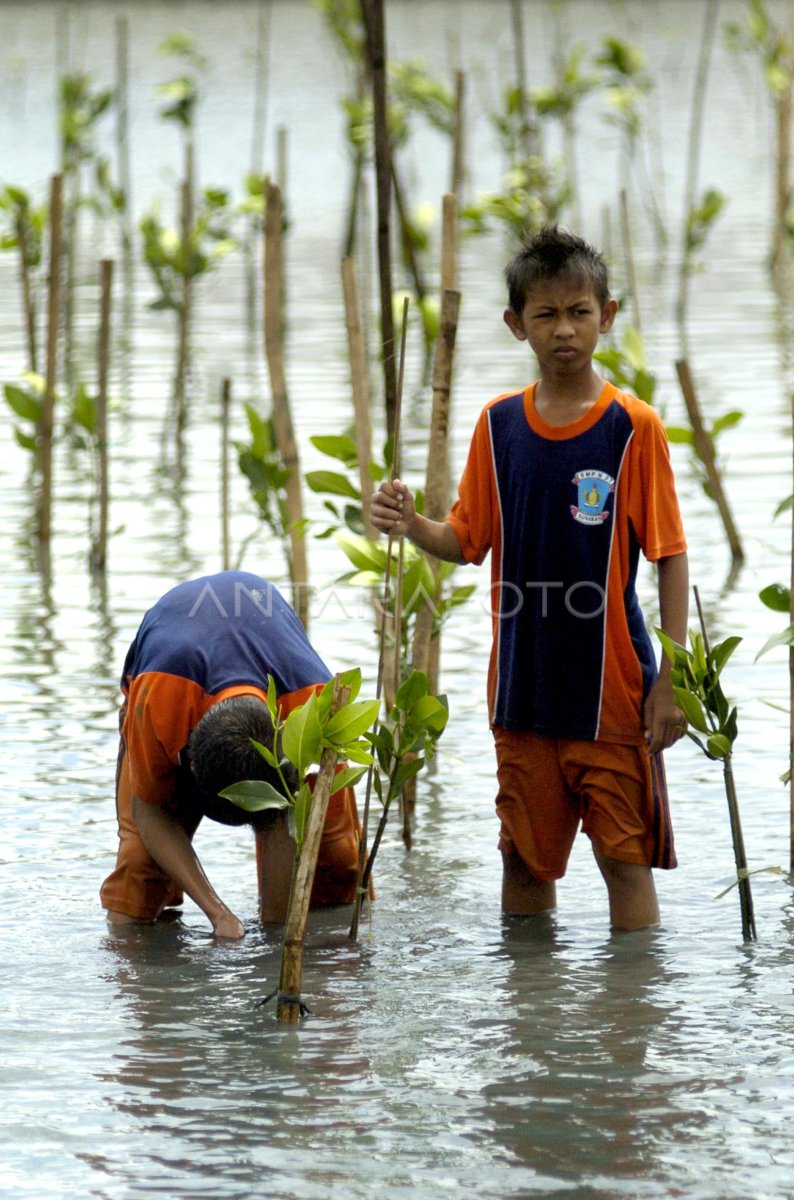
[121,571,330,805]
[446,382,687,743]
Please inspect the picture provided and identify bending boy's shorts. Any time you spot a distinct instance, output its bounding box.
[493,727,676,880]
[99,740,362,920]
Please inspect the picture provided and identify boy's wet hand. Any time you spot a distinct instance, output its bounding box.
[370,478,415,535]
[211,909,246,940]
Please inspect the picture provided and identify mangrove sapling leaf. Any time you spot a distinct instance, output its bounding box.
[219,779,290,811]
[329,766,369,795]
[756,624,794,660]
[282,693,323,779]
[4,383,42,424]
[323,698,382,745]
[249,738,280,769]
[774,494,792,518]
[305,470,361,499]
[706,734,733,760]
[759,583,790,612]
[318,667,362,717]
[309,433,359,467]
[394,669,428,711]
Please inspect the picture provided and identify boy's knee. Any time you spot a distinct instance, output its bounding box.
[501,849,557,916]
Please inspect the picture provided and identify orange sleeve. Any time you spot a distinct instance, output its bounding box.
[626,404,687,562]
[124,673,268,805]
[446,403,500,565]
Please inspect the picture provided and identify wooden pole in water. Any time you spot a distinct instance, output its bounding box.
[693,587,757,942]
[790,390,794,871]
[221,377,231,571]
[451,70,466,199]
[92,258,113,574]
[341,256,377,539]
[362,0,397,438]
[349,297,409,941]
[38,173,63,546]
[277,680,349,1022]
[264,179,309,628]
[15,203,38,374]
[675,360,744,568]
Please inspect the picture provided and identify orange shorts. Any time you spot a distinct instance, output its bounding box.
[493,727,676,880]
[99,740,363,920]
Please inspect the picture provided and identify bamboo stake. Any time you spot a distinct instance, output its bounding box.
[115,17,133,276]
[221,377,231,570]
[676,0,720,352]
[790,389,794,871]
[349,297,409,941]
[694,587,757,942]
[175,161,193,444]
[675,360,744,567]
[92,258,113,573]
[341,256,377,539]
[277,681,350,1022]
[264,180,309,628]
[451,70,465,199]
[38,173,63,546]
[362,0,397,437]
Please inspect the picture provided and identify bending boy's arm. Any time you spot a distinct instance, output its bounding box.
[370,479,467,564]
[132,795,245,939]
[644,551,689,754]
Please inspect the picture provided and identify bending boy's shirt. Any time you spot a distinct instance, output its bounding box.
[121,571,330,807]
[446,381,687,743]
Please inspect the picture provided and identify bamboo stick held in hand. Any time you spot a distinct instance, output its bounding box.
[349,297,410,941]
[341,256,377,539]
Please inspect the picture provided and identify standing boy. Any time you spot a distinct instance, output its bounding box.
[100,570,362,938]
[370,226,689,931]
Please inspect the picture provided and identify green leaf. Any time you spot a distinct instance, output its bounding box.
[305,469,360,499]
[337,742,374,766]
[709,635,742,676]
[4,384,41,423]
[394,669,429,712]
[14,429,37,451]
[310,433,359,466]
[756,624,794,660]
[408,694,449,735]
[706,733,732,759]
[392,756,424,794]
[710,409,744,437]
[335,529,386,573]
[249,737,279,769]
[292,781,313,848]
[281,692,323,776]
[655,627,689,670]
[759,583,790,613]
[266,675,278,719]
[329,765,368,795]
[664,425,695,446]
[323,698,381,744]
[673,687,710,733]
[773,494,792,519]
[219,779,289,812]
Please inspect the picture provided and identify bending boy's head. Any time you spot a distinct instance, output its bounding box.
[504,226,610,314]
[188,694,298,828]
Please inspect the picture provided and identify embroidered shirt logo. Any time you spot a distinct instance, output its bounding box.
[570,469,615,525]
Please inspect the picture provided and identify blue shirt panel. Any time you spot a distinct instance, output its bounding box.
[489,393,655,737]
[122,571,330,696]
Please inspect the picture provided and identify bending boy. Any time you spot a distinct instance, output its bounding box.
[100,570,362,938]
[371,226,689,931]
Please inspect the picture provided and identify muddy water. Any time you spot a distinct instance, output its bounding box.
[1,2,793,1198]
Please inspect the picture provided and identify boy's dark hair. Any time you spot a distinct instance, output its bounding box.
[504,225,610,313]
[188,695,298,829]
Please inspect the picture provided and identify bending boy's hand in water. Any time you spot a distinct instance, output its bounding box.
[370,479,416,537]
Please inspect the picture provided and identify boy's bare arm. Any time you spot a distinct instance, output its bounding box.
[131,796,245,938]
[644,551,689,753]
[370,479,467,564]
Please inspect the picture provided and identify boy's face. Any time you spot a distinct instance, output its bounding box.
[503,276,617,380]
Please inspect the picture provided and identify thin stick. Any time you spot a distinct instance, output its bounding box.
[38,173,63,545]
[349,296,409,941]
[675,360,744,567]
[221,377,231,570]
[451,70,465,198]
[790,389,794,871]
[341,256,377,539]
[694,586,757,942]
[92,258,113,573]
[264,180,309,627]
[277,681,349,1022]
[362,0,397,437]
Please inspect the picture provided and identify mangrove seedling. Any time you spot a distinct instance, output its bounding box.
[0,186,47,374]
[234,401,299,578]
[657,618,757,942]
[4,372,47,456]
[594,325,657,406]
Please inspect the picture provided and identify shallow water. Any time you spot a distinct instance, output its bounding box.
[1,2,793,1198]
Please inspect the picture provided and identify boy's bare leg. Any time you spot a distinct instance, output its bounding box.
[593,844,660,930]
[501,849,557,915]
[256,812,296,923]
